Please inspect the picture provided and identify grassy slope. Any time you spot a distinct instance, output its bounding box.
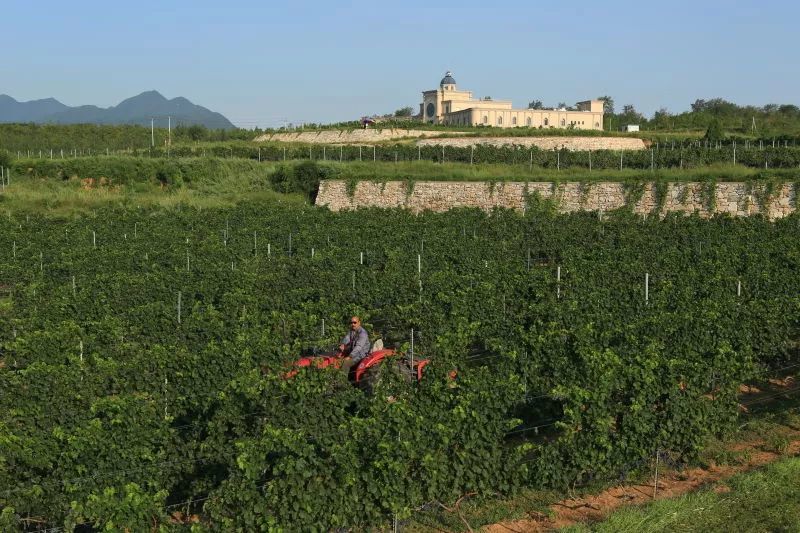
[563,457,800,533]
[0,158,304,216]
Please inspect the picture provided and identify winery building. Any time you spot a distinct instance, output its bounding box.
[420,72,604,130]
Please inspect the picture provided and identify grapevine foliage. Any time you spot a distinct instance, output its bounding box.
[0,202,798,530]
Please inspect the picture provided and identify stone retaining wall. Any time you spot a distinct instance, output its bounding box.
[316,180,797,219]
[253,130,645,151]
[253,129,468,144]
[416,136,646,151]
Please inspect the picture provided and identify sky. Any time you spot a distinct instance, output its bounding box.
[1,0,797,128]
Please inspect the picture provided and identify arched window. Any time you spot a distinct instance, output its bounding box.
[595,122,600,128]
[497,116,503,126]
[482,115,488,124]
[544,118,549,126]
[560,118,566,126]
[512,117,517,125]
[526,117,532,126]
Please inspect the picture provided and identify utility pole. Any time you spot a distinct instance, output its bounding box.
[151,118,155,147]
[168,116,171,146]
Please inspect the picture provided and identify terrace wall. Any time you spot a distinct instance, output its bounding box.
[316,180,797,219]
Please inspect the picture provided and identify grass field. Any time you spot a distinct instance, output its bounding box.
[0,158,304,215]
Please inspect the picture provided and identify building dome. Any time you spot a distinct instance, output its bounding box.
[440,71,456,87]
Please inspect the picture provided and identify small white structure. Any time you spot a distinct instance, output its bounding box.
[624,124,640,132]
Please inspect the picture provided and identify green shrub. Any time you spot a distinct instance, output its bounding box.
[269,160,333,201]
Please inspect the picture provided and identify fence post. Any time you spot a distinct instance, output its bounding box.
[410,329,415,370]
[653,448,660,498]
[556,266,561,299]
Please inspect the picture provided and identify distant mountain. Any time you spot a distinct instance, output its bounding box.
[0,91,235,129]
[0,95,70,122]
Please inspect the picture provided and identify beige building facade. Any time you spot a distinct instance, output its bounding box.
[420,72,604,130]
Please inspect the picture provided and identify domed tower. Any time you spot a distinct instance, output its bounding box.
[440,71,457,91]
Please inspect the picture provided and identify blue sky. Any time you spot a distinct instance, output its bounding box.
[1,0,796,128]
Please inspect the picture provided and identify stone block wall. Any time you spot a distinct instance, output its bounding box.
[316,180,797,219]
[416,136,647,151]
[253,130,645,151]
[253,129,469,144]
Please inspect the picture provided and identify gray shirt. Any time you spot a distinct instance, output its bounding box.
[341,327,370,362]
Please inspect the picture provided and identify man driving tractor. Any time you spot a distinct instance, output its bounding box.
[339,316,370,374]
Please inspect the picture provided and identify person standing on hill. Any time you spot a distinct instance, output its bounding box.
[339,316,370,373]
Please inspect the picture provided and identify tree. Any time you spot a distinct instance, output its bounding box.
[557,102,567,109]
[597,96,615,115]
[691,99,707,113]
[705,118,724,141]
[528,100,543,110]
[651,107,672,129]
[394,106,413,117]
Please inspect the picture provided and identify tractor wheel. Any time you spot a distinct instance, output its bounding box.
[360,360,414,395]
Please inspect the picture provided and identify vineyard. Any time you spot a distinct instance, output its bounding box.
[1,200,798,530]
[7,141,800,171]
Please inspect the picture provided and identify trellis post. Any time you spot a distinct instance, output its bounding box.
[557,266,561,299]
[653,448,659,498]
[410,328,415,371]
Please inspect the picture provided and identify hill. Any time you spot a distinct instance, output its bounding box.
[0,90,235,129]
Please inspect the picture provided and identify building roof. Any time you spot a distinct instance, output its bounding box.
[440,71,456,86]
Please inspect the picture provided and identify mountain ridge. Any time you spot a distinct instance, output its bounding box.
[0,91,235,129]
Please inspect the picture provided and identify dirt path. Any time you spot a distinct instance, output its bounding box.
[482,435,800,532]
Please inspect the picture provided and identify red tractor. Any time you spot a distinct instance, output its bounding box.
[284,346,431,392]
